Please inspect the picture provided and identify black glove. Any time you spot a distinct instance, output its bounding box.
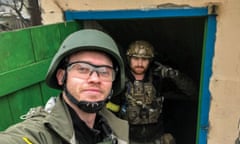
[153,61,179,79]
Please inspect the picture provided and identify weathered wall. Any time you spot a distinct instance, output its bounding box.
[40,0,240,143]
[208,0,240,143]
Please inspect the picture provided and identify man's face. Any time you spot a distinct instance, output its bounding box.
[129,56,150,75]
[57,51,113,102]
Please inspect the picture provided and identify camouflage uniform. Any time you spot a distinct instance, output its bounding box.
[107,40,197,144]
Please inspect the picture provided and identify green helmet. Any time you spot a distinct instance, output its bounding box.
[126,40,154,59]
[46,29,125,96]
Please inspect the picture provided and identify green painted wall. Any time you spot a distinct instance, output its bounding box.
[0,21,82,130]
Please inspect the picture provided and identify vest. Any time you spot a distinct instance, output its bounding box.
[124,80,164,125]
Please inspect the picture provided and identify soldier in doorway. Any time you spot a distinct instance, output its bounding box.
[107,40,197,144]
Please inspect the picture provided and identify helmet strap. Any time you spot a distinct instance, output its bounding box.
[62,71,113,113]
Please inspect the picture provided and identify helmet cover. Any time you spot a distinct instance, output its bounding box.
[126,40,154,59]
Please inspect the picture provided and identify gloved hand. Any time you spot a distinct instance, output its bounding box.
[153,61,179,79]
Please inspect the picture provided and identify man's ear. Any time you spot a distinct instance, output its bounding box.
[56,69,65,86]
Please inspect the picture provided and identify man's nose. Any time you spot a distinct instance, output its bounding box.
[137,59,143,65]
[88,71,100,81]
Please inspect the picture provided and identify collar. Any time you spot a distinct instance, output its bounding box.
[43,96,76,143]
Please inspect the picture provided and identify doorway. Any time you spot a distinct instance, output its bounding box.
[65,7,216,144]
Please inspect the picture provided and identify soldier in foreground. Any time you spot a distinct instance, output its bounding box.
[0,29,128,144]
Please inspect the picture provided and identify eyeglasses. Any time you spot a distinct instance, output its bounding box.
[67,61,117,82]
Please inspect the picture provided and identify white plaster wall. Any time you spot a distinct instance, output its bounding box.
[40,0,240,143]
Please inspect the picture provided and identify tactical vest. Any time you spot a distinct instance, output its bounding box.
[125,80,164,125]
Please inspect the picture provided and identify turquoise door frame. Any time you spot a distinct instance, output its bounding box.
[65,7,217,144]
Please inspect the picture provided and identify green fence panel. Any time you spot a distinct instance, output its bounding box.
[0,30,35,73]
[0,21,82,131]
[0,97,13,130]
[30,24,61,61]
[58,22,82,41]
[0,59,51,97]
[8,85,43,123]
